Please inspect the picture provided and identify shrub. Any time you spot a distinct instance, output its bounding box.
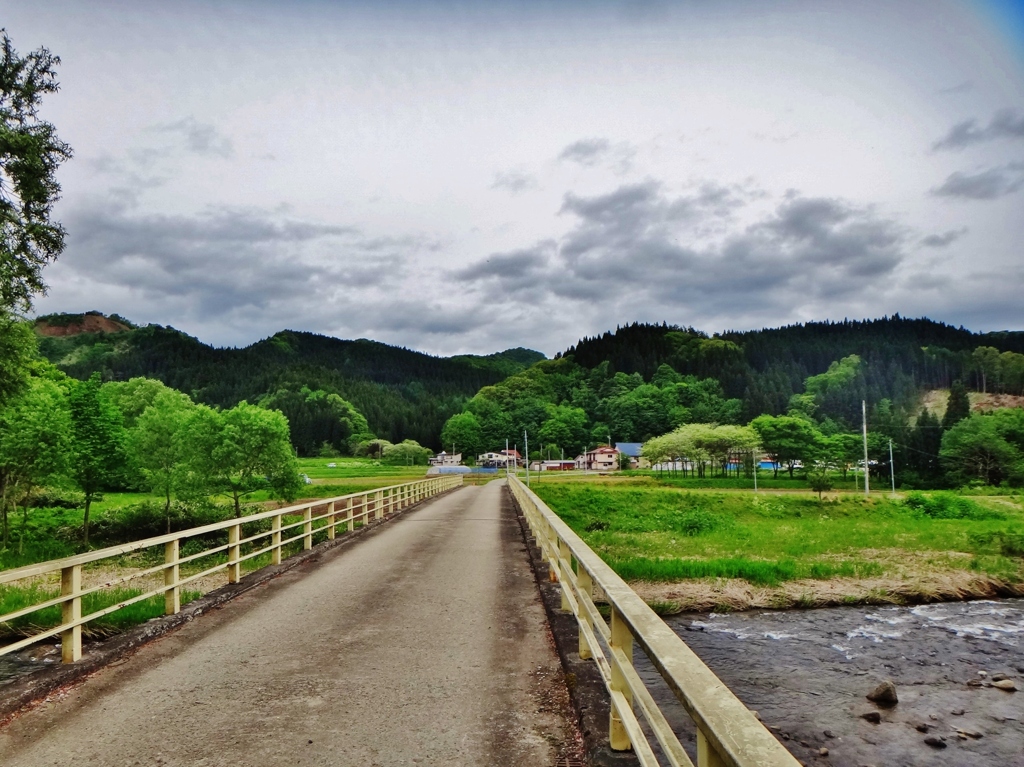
[676,508,719,536]
[969,529,1024,558]
[902,491,996,520]
[27,488,84,509]
[90,499,231,544]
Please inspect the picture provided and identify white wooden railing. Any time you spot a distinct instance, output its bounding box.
[0,475,462,663]
[509,475,798,767]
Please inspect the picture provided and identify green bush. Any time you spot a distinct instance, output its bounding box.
[902,491,998,520]
[968,529,1024,558]
[677,508,719,536]
[90,500,231,544]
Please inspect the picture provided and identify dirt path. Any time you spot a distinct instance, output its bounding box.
[0,481,576,766]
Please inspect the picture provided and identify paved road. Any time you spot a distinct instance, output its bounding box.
[0,481,572,766]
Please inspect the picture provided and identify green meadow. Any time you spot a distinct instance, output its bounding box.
[530,479,1024,588]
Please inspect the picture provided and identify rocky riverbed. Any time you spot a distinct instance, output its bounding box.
[636,598,1024,766]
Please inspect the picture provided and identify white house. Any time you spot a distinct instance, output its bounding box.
[429,451,462,467]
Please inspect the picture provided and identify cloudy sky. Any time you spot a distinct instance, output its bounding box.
[6,0,1024,355]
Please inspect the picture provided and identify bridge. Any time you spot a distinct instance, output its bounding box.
[0,477,797,767]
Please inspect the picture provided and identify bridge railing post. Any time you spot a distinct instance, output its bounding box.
[326,500,336,540]
[547,519,559,583]
[375,491,383,520]
[559,540,572,612]
[227,524,241,584]
[609,606,634,751]
[61,564,82,663]
[697,729,728,767]
[578,565,593,659]
[271,514,282,564]
[345,497,354,532]
[164,540,180,615]
[303,506,313,550]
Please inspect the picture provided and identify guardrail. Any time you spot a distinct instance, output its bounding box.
[508,476,798,767]
[1,475,462,664]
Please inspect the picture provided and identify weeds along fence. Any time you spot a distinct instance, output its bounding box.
[0,475,462,663]
[508,476,798,767]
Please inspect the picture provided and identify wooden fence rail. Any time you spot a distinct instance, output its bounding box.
[0,475,462,664]
[508,476,798,767]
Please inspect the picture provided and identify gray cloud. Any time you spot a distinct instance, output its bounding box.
[558,138,611,166]
[490,170,539,194]
[47,199,440,344]
[921,227,968,248]
[154,117,234,157]
[455,243,554,284]
[932,108,1024,151]
[557,137,635,173]
[931,163,1024,200]
[455,184,907,324]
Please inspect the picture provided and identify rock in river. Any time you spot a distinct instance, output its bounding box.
[992,679,1017,691]
[866,680,898,706]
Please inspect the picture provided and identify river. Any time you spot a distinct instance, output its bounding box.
[636,599,1024,766]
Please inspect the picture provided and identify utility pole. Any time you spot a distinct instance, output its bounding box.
[752,451,758,494]
[889,439,896,497]
[524,430,530,487]
[505,438,510,479]
[862,400,870,497]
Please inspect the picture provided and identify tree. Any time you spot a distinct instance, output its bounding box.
[904,409,943,484]
[1,30,73,311]
[1000,351,1024,395]
[187,402,302,517]
[538,405,589,457]
[750,414,821,478]
[940,410,1024,487]
[128,390,195,532]
[0,375,71,549]
[354,438,393,459]
[942,380,971,430]
[821,433,862,480]
[807,466,833,500]
[0,312,36,403]
[259,384,369,457]
[440,411,482,458]
[382,439,432,466]
[103,377,190,429]
[69,373,125,545]
[972,346,1001,393]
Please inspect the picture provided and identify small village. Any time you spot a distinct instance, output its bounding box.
[427,444,645,473]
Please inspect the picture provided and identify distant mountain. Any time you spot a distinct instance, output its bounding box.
[34,313,545,450]
[451,347,546,377]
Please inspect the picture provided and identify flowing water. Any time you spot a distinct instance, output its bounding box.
[636,599,1024,766]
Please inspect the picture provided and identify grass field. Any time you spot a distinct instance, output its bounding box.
[530,478,1024,609]
[296,458,427,482]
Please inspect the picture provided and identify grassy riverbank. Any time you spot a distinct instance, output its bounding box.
[531,479,1024,611]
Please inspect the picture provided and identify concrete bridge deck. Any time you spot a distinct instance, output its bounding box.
[0,481,574,766]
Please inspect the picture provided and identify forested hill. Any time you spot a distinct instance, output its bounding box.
[35,312,545,449]
[562,317,1024,419]
[437,315,1024,466]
